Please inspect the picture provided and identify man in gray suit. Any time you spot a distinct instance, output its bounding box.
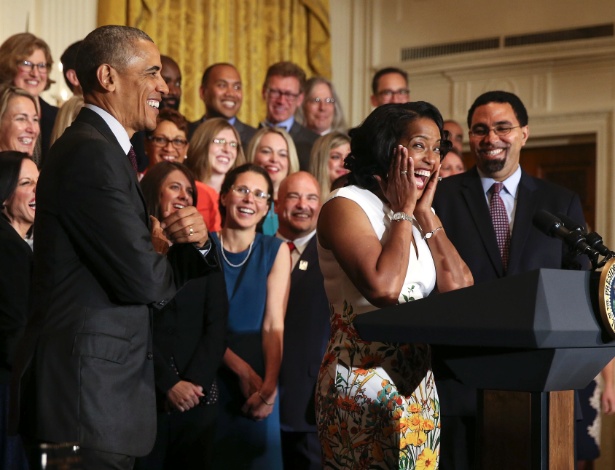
[12,25,211,469]
[188,62,257,148]
[276,172,330,469]
[260,61,319,171]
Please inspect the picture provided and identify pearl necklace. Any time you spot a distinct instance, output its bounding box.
[219,233,254,268]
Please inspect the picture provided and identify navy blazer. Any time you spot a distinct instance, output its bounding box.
[278,235,330,432]
[432,166,587,415]
[11,108,206,456]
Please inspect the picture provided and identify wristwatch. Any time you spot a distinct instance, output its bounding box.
[390,212,412,222]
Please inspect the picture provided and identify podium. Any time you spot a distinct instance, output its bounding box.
[353,269,615,469]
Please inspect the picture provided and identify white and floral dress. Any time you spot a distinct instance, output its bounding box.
[316,186,440,470]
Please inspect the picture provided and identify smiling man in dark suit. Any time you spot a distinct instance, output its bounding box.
[260,62,319,171]
[433,90,587,470]
[276,172,330,469]
[11,25,211,470]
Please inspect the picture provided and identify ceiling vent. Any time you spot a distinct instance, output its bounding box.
[400,23,614,61]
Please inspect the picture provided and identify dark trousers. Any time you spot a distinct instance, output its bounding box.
[134,404,217,470]
[281,430,323,470]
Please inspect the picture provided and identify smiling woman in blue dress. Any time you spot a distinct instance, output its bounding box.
[211,163,291,469]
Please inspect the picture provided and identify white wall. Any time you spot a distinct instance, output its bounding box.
[0,0,97,104]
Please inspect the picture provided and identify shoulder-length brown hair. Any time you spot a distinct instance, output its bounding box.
[140,162,198,219]
[186,117,245,183]
[0,33,55,91]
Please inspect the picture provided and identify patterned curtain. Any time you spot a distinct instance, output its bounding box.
[97,0,330,125]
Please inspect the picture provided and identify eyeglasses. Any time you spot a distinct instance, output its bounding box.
[147,135,188,148]
[307,97,335,105]
[231,185,270,201]
[469,125,521,138]
[377,88,410,98]
[17,60,49,74]
[212,138,239,149]
[267,88,300,101]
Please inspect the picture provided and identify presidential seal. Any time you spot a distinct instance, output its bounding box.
[598,257,615,338]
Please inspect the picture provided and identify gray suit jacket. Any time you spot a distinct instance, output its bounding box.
[11,108,204,456]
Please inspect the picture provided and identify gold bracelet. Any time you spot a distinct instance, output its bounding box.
[258,392,274,406]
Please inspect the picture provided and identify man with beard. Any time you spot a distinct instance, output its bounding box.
[432,90,587,470]
[188,62,256,147]
[275,172,329,470]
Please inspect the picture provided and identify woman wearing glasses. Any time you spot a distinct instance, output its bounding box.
[211,163,290,469]
[246,127,300,235]
[315,102,473,469]
[295,77,347,136]
[0,33,58,164]
[145,108,221,232]
[186,117,245,195]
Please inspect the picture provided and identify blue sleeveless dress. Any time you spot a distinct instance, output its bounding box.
[211,232,283,469]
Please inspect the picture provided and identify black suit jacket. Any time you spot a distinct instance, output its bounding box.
[188,115,257,149]
[278,235,330,432]
[432,166,587,415]
[38,97,58,165]
[288,122,319,171]
[0,218,32,384]
[152,253,228,405]
[11,108,205,456]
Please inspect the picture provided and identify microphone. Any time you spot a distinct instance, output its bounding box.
[532,210,600,258]
[556,212,614,257]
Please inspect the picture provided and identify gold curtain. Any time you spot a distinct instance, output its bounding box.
[97,0,330,124]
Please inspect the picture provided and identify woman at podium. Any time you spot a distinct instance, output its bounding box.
[315,102,473,469]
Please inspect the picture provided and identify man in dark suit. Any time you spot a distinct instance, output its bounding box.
[11,25,211,469]
[275,172,330,469]
[432,90,587,470]
[188,62,256,148]
[260,61,319,171]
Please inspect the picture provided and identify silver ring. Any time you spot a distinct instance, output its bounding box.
[400,170,408,175]
[188,226,194,237]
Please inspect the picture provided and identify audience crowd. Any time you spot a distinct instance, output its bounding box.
[0,26,612,470]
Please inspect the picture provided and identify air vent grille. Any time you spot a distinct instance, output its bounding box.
[400,23,614,61]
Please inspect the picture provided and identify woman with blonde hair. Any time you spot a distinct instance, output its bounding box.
[308,131,351,201]
[0,33,58,163]
[246,127,300,235]
[50,95,84,145]
[186,117,245,194]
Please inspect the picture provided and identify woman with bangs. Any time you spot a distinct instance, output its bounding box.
[186,117,246,196]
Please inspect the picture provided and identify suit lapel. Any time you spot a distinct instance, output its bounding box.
[291,236,317,282]
[77,109,149,225]
[461,168,506,275]
[507,171,538,274]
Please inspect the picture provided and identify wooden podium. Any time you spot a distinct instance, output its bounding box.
[353,269,615,469]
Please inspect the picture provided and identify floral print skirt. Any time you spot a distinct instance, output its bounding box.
[316,305,440,469]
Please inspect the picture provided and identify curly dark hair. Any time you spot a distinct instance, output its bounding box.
[346,101,451,191]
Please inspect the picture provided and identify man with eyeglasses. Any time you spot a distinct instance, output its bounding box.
[370,67,410,107]
[432,90,588,470]
[189,63,256,148]
[260,61,319,171]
